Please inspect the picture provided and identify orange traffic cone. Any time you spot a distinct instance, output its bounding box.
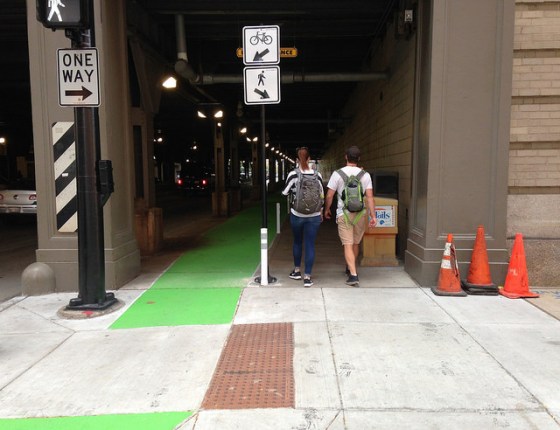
[500,233,539,299]
[461,225,499,295]
[431,234,467,297]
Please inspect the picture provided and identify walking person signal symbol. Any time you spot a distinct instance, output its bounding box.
[48,0,65,22]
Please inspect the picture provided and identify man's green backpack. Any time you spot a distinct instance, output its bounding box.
[337,169,366,225]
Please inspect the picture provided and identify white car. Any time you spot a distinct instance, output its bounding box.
[0,182,37,215]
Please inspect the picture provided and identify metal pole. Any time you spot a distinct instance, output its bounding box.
[66,2,115,310]
[260,105,267,228]
[276,202,281,234]
[255,105,276,285]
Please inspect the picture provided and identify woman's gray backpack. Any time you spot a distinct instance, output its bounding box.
[292,169,324,214]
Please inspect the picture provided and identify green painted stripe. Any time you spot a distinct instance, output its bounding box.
[110,288,241,329]
[152,272,249,289]
[0,412,191,430]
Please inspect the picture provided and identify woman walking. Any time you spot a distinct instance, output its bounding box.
[281,147,324,287]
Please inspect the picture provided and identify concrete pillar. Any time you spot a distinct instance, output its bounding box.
[212,123,229,216]
[405,0,515,286]
[26,0,140,292]
[251,140,260,200]
[229,125,242,212]
[268,155,277,191]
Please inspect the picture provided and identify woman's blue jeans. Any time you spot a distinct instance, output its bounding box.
[290,213,321,276]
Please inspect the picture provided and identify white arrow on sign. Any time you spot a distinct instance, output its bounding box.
[57,48,100,107]
[242,25,280,65]
[243,66,281,105]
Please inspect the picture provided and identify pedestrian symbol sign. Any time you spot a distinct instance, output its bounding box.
[243,66,281,105]
[57,48,100,107]
[36,0,89,29]
[242,25,280,65]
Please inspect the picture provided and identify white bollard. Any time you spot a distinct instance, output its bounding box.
[260,228,268,286]
[276,202,281,234]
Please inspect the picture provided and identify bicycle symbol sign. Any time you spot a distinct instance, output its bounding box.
[242,25,280,65]
[250,31,273,45]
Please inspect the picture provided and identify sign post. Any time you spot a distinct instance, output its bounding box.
[37,0,116,311]
[243,25,281,286]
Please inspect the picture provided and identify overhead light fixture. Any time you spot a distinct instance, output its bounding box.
[214,110,224,119]
[252,137,258,142]
[197,111,207,119]
[162,76,177,89]
[240,127,247,134]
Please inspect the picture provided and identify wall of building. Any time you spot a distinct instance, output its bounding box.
[322,0,515,287]
[320,14,417,258]
[509,0,560,286]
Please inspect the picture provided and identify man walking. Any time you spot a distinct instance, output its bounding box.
[324,146,376,286]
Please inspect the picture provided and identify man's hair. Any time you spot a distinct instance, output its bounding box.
[346,146,361,163]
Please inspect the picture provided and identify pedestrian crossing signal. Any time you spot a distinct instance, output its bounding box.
[36,0,90,30]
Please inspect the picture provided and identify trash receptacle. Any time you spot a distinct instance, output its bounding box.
[361,197,398,266]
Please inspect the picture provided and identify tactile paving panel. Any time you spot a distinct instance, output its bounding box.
[202,323,295,409]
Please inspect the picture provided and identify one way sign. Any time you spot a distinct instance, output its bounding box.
[57,48,100,107]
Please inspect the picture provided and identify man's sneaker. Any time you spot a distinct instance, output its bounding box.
[303,277,314,287]
[345,274,360,287]
[289,270,302,280]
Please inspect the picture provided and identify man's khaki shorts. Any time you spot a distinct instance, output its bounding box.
[337,213,367,245]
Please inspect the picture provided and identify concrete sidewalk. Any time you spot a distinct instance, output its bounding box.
[1,214,560,429]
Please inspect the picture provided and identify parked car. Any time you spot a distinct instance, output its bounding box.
[0,179,37,216]
[177,165,213,195]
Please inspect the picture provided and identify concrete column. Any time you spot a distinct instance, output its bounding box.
[268,155,277,191]
[26,0,140,292]
[212,123,229,216]
[229,126,242,212]
[405,0,515,286]
[251,140,260,199]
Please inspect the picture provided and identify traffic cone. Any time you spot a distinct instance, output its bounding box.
[431,234,467,297]
[500,233,539,299]
[461,225,499,295]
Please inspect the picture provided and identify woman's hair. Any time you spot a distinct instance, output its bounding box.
[297,147,310,170]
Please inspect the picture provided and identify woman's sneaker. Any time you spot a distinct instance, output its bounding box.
[303,277,313,287]
[345,274,359,287]
[289,270,302,280]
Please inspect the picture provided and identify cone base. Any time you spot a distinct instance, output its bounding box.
[461,280,499,296]
[499,289,539,299]
[431,286,467,297]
